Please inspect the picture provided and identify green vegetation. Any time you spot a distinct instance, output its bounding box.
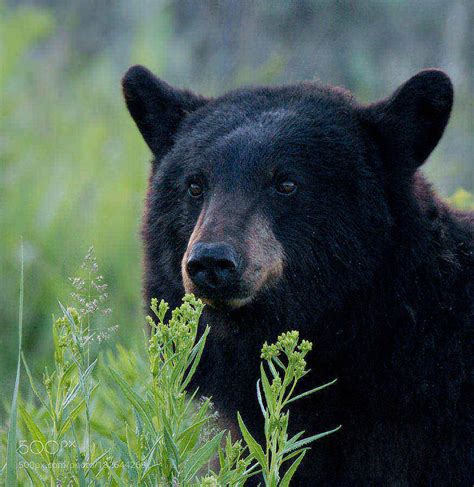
[0,4,149,399]
[1,250,338,485]
[448,188,474,211]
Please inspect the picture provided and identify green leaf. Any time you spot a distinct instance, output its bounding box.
[86,449,110,476]
[163,423,180,473]
[260,364,276,412]
[71,424,87,487]
[268,360,279,379]
[279,450,306,487]
[21,352,49,411]
[281,447,310,465]
[140,436,162,480]
[125,423,138,465]
[62,359,97,409]
[112,433,139,482]
[177,415,212,443]
[109,367,155,433]
[18,452,44,486]
[283,425,341,454]
[256,379,266,416]
[273,356,286,370]
[181,387,199,419]
[58,360,79,390]
[58,382,98,439]
[285,430,305,448]
[18,404,50,463]
[180,397,212,456]
[182,430,224,481]
[286,378,338,405]
[237,412,266,468]
[108,466,127,485]
[181,325,210,391]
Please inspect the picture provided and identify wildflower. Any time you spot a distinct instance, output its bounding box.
[42,372,52,394]
[277,330,299,352]
[261,341,280,360]
[298,339,313,354]
[271,376,282,394]
[95,324,119,343]
[226,439,243,463]
[201,475,218,487]
[69,246,111,317]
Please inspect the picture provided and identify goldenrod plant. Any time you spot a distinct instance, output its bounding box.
[238,333,340,486]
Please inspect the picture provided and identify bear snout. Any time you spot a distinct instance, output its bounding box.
[181,206,284,308]
[186,241,241,293]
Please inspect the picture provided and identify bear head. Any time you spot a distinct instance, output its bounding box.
[122,66,453,316]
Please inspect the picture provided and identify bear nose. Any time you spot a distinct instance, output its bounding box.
[186,242,239,292]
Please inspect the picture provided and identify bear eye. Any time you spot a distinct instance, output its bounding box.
[276,180,297,195]
[188,182,203,198]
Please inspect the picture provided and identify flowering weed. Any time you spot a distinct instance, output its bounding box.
[238,332,340,486]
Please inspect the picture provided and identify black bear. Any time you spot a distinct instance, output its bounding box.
[122,66,473,485]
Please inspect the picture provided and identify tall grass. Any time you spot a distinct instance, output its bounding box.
[0,4,149,401]
[5,241,23,485]
[1,250,339,485]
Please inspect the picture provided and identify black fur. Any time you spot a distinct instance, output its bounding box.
[123,66,473,485]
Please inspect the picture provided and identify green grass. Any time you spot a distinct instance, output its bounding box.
[5,241,23,485]
[0,4,150,402]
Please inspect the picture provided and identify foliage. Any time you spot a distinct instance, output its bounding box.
[238,333,340,486]
[448,188,474,211]
[1,252,338,485]
[0,2,149,398]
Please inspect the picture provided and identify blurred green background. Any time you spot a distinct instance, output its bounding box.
[1,0,473,415]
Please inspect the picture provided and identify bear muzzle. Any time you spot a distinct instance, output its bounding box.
[181,210,285,308]
[186,242,241,291]
[182,241,252,308]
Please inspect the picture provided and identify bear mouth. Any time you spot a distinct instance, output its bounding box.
[200,294,254,310]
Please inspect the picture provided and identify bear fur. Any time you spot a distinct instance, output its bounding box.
[122,66,473,485]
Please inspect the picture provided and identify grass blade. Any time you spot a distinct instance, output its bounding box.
[6,241,24,486]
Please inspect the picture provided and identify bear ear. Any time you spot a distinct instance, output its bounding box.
[363,69,453,172]
[122,65,209,158]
